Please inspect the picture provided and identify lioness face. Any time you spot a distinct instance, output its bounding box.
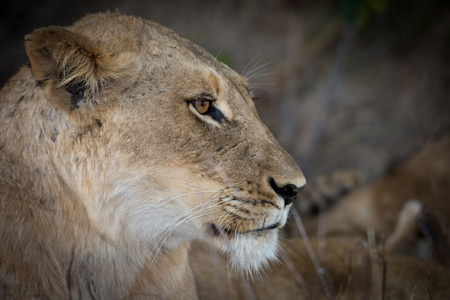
[117,62,305,271]
[25,14,306,273]
[113,50,305,272]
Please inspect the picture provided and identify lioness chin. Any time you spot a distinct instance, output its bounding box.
[0,12,305,299]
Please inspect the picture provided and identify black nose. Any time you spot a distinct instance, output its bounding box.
[269,177,300,206]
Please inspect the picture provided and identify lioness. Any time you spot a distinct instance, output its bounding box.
[1,12,449,300]
[0,12,305,299]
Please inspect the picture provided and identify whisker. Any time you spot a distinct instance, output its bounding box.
[234,219,245,236]
[217,202,245,227]
[249,86,272,92]
[149,202,226,267]
[220,216,240,232]
[245,61,273,81]
[244,60,268,79]
[152,189,227,206]
[149,197,225,243]
[242,55,262,78]
[247,71,274,81]
[147,195,226,247]
[215,42,226,59]
[150,209,226,265]
[126,189,228,220]
[145,186,233,255]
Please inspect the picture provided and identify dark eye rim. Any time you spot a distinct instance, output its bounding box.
[187,96,225,123]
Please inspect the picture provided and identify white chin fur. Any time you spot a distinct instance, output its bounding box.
[216,230,279,275]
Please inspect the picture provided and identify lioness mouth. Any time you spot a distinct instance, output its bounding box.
[209,223,279,237]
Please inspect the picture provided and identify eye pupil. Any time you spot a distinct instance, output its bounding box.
[194,100,209,114]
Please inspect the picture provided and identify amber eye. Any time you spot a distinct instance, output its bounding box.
[192,100,210,114]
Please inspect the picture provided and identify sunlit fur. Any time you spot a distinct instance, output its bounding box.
[0,12,305,298]
[213,229,280,275]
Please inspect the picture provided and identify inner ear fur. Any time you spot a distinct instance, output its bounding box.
[25,27,133,122]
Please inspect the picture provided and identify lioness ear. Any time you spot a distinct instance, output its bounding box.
[25,27,127,121]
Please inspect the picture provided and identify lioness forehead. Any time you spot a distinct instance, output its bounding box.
[69,12,250,91]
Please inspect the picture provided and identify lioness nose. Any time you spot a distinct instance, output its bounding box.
[269,177,302,206]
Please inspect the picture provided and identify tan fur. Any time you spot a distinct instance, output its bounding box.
[194,141,450,299]
[297,133,450,264]
[0,12,305,299]
[200,150,450,300]
[2,12,448,300]
[191,238,450,299]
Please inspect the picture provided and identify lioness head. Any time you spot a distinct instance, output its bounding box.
[23,12,305,273]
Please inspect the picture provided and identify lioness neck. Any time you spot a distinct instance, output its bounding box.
[0,68,197,299]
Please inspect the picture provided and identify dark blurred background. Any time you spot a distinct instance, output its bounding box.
[1,0,449,181]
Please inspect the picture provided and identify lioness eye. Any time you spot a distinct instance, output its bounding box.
[193,100,210,114]
[188,96,225,122]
